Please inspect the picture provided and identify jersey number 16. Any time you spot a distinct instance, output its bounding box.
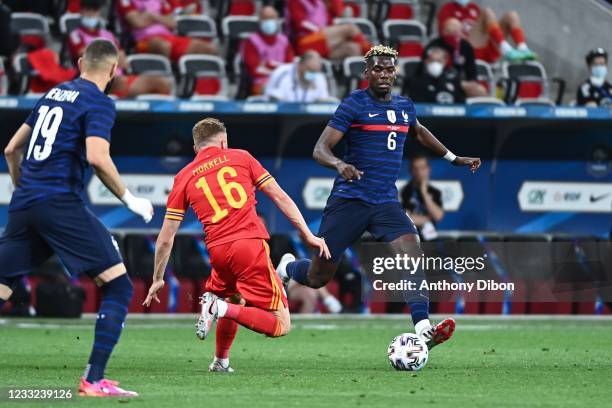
[195,166,248,223]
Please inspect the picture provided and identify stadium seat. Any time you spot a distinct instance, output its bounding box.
[176,15,217,40]
[59,12,82,36]
[382,20,426,58]
[0,57,7,96]
[342,56,367,95]
[126,54,172,76]
[475,59,494,96]
[343,0,368,18]
[221,16,259,63]
[515,98,555,107]
[466,97,505,106]
[10,12,50,48]
[397,56,420,83]
[502,60,548,101]
[12,53,38,95]
[385,0,417,19]
[215,0,259,20]
[320,58,338,99]
[178,54,228,99]
[333,17,378,43]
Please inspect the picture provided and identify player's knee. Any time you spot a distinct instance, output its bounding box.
[504,11,520,26]
[103,273,134,304]
[482,7,497,22]
[0,282,14,300]
[278,315,291,336]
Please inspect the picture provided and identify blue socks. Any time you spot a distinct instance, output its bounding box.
[402,267,430,326]
[286,259,312,286]
[85,274,133,383]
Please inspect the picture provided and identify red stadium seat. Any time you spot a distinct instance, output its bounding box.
[382,20,426,58]
[387,0,415,19]
[178,55,228,99]
[77,277,99,313]
[229,0,258,15]
[502,61,549,101]
[128,278,147,313]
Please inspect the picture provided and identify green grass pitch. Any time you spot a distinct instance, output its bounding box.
[1,316,611,407]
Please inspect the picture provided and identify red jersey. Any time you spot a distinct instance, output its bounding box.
[165,147,273,248]
[437,1,481,37]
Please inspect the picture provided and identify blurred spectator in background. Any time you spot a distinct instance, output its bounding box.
[286,0,369,61]
[0,0,18,59]
[404,47,465,104]
[117,0,217,62]
[401,154,444,241]
[241,6,294,95]
[264,50,332,102]
[288,282,342,314]
[437,0,536,63]
[425,17,486,97]
[577,48,612,107]
[69,0,172,98]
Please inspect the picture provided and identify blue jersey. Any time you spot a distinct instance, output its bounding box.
[327,89,417,204]
[10,78,116,211]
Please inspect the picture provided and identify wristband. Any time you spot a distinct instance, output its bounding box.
[443,150,457,162]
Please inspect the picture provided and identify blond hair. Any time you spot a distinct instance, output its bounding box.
[192,118,227,146]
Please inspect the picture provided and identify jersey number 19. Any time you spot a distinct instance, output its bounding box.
[27,105,63,161]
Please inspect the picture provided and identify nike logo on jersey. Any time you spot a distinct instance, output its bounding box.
[368,113,379,117]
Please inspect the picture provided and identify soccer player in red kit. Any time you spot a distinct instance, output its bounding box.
[143,118,329,372]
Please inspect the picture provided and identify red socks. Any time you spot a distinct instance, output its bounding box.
[215,318,238,359]
[225,303,282,337]
[487,23,505,44]
[510,26,525,45]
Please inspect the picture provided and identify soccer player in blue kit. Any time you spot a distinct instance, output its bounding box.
[0,40,153,397]
[277,45,481,349]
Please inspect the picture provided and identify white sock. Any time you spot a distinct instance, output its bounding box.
[500,40,513,55]
[517,42,528,51]
[216,299,228,317]
[414,319,432,336]
[214,357,229,368]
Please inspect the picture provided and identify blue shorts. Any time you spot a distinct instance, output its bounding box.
[318,195,418,263]
[0,193,123,281]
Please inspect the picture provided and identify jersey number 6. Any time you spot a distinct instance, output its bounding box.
[387,131,397,151]
[195,166,248,223]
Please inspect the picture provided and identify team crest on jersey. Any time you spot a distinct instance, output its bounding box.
[387,110,396,123]
[402,110,409,123]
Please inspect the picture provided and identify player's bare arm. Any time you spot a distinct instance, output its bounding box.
[313,126,363,181]
[143,218,181,306]
[413,120,482,173]
[4,124,32,187]
[261,179,331,259]
[86,137,154,222]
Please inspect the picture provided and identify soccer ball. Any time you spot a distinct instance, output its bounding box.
[387,333,429,371]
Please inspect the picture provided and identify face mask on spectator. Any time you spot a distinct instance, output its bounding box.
[426,61,444,78]
[260,20,278,35]
[591,65,607,79]
[456,0,470,7]
[303,71,318,83]
[81,16,100,30]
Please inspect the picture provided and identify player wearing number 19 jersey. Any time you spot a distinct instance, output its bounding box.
[0,40,153,397]
[143,118,329,372]
[278,45,482,351]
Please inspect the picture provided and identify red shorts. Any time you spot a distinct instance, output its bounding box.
[475,39,501,63]
[297,31,329,57]
[136,34,192,62]
[205,239,287,311]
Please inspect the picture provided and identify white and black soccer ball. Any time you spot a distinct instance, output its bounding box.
[387,333,429,371]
